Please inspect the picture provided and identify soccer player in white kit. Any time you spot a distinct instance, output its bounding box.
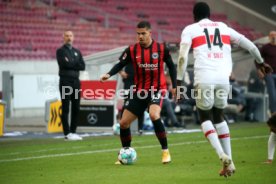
[176,2,273,177]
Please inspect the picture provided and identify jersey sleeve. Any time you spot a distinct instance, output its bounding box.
[164,45,177,88]
[180,26,193,45]
[107,47,131,76]
[119,47,132,62]
[229,27,244,45]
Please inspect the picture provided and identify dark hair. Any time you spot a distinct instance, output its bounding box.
[137,21,151,29]
[193,2,210,22]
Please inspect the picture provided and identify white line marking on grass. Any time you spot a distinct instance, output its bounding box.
[0,148,120,163]
[0,134,201,156]
[0,139,159,156]
[0,135,267,163]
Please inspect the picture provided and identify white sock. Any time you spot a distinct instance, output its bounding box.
[268,132,276,160]
[215,121,232,159]
[201,120,224,158]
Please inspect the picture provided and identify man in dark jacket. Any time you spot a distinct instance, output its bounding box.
[56,30,85,140]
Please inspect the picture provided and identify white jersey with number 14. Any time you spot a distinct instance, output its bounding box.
[181,18,244,85]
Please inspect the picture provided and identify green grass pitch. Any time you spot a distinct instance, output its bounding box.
[0,122,275,184]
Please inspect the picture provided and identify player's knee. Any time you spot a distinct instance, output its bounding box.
[197,108,212,123]
[149,112,160,121]
[213,107,224,123]
[120,119,131,129]
[213,114,224,123]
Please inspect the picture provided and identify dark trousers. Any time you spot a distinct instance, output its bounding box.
[59,78,81,135]
[265,74,276,113]
[162,98,178,125]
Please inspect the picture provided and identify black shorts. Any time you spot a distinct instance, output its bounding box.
[124,91,164,117]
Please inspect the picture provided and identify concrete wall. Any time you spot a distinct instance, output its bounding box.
[0,60,113,117]
[0,60,58,117]
[0,60,58,91]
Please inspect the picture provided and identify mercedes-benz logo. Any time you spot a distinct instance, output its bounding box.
[87,113,98,125]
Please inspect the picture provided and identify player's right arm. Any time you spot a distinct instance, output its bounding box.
[177,27,192,82]
[176,27,192,101]
[100,47,131,82]
[177,43,191,81]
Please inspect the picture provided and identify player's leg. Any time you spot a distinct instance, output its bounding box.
[197,108,226,159]
[265,131,275,164]
[266,114,276,164]
[137,113,144,135]
[213,107,234,176]
[213,84,234,177]
[196,84,229,163]
[115,110,137,165]
[123,95,144,135]
[149,104,168,149]
[212,84,232,158]
[120,93,146,147]
[115,94,146,164]
[149,92,171,164]
[213,107,232,159]
[119,109,137,147]
[149,104,171,163]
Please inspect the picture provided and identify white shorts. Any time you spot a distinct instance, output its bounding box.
[195,83,230,110]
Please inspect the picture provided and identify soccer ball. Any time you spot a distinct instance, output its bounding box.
[118,147,137,165]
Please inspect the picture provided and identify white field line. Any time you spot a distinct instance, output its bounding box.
[0,134,203,156]
[0,139,168,156]
[0,135,267,163]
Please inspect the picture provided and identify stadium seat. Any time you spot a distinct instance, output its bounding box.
[0,0,263,61]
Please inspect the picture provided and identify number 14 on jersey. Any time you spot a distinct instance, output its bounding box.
[203,28,224,49]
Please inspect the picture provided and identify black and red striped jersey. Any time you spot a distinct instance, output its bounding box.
[108,40,176,91]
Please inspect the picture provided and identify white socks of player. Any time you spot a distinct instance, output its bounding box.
[201,120,224,158]
[215,121,232,159]
[268,132,276,161]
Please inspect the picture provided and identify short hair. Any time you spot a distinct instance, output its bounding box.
[193,2,210,22]
[63,30,73,36]
[137,21,151,29]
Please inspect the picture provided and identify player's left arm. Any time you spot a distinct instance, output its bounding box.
[239,37,273,78]
[230,28,273,78]
[164,45,177,90]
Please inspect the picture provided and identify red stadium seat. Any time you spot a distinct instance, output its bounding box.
[0,0,263,61]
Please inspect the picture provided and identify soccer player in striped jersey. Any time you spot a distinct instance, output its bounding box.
[176,2,272,177]
[100,21,177,164]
